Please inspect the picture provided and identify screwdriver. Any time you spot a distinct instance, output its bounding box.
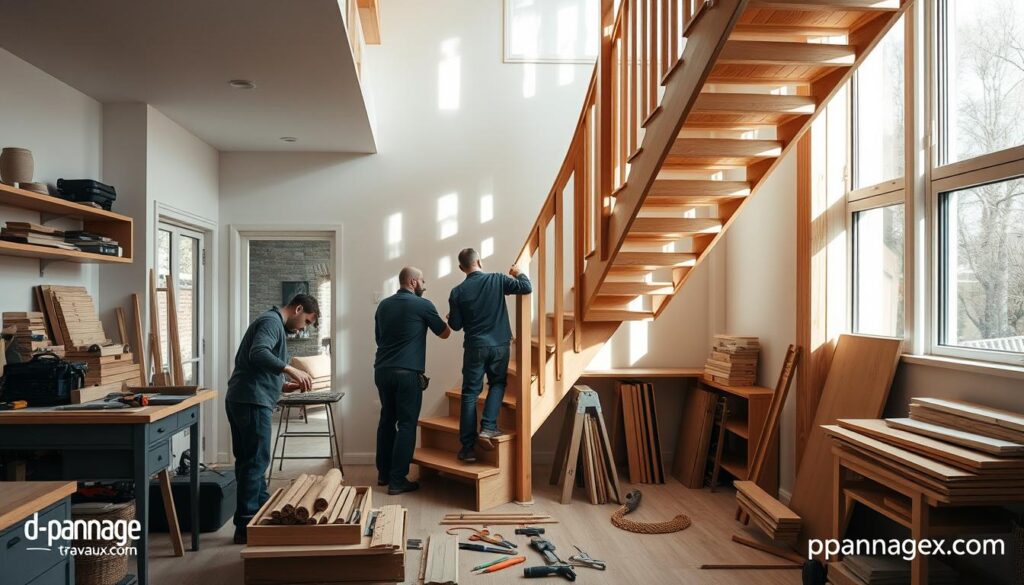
[0,400,28,410]
[472,555,513,572]
[475,556,526,574]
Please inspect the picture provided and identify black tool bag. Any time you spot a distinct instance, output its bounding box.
[149,467,237,533]
[56,178,118,211]
[0,353,87,406]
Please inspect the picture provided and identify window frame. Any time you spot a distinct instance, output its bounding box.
[850,192,907,338]
[926,0,1024,366]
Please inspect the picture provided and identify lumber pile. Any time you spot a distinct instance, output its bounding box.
[620,382,665,484]
[242,501,408,585]
[1,311,62,361]
[908,397,1024,444]
[423,533,458,585]
[67,350,141,386]
[672,385,717,488]
[734,481,800,542]
[828,555,956,585]
[260,470,351,526]
[37,285,111,348]
[704,335,759,386]
[550,385,623,504]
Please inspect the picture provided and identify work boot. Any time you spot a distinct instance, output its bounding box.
[377,475,388,486]
[233,528,247,545]
[387,480,420,495]
[458,448,478,463]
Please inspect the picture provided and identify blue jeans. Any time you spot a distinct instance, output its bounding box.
[459,344,510,449]
[226,401,272,529]
[374,368,423,487]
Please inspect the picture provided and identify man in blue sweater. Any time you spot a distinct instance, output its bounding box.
[374,267,451,494]
[226,294,319,544]
[447,248,532,462]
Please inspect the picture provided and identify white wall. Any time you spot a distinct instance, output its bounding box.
[0,47,102,309]
[713,153,799,493]
[217,0,714,464]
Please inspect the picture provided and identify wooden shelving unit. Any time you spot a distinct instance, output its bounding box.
[0,182,133,273]
[700,378,779,495]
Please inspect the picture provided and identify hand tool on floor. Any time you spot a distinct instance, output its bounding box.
[514,527,544,537]
[447,526,516,549]
[406,539,423,550]
[364,510,379,536]
[476,556,526,574]
[567,545,606,570]
[472,555,513,572]
[523,536,577,581]
[0,400,28,410]
[459,542,515,554]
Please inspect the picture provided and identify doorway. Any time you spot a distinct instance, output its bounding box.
[156,223,206,385]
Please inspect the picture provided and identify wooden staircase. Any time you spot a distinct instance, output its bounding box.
[413,0,911,510]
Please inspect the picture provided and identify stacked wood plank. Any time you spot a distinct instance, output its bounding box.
[704,335,759,386]
[423,533,458,585]
[37,285,111,349]
[619,382,665,484]
[242,498,407,585]
[439,512,554,525]
[66,350,141,386]
[828,555,956,585]
[1,311,62,361]
[734,480,800,542]
[825,418,1024,504]
[259,470,353,526]
[908,397,1024,444]
[671,385,717,488]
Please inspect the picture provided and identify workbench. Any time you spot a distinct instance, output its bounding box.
[0,481,77,585]
[0,389,217,585]
[831,444,1016,585]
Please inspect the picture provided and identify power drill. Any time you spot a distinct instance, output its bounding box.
[523,536,576,581]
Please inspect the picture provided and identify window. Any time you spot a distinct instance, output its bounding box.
[853,17,905,189]
[156,224,206,384]
[853,203,905,337]
[937,0,1024,165]
[938,175,1024,361]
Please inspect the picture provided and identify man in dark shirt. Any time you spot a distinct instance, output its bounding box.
[447,248,532,462]
[374,266,450,494]
[226,294,319,544]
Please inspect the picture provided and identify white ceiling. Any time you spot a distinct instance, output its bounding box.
[0,0,377,153]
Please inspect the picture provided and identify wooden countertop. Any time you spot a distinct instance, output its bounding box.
[581,368,704,378]
[701,377,774,397]
[0,481,77,531]
[0,389,217,425]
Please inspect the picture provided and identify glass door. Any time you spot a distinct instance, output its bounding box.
[156,223,205,385]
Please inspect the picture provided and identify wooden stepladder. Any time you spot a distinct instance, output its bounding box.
[550,385,622,505]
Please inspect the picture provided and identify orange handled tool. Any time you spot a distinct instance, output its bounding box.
[476,556,526,574]
[0,400,28,410]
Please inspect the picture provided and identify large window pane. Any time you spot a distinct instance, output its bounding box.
[854,204,905,337]
[940,177,1024,354]
[854,17,904,188]
[940,0,1024,164]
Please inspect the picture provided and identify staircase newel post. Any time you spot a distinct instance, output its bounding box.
[514,263,533,503]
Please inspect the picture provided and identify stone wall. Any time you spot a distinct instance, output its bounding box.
[248,240,331,358]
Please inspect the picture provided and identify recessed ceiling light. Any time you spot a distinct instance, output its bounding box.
[228,79,256,90]
[280,137,298,143]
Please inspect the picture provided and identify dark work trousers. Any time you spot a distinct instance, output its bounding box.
[375,367,423,487]
[226,400,273,530]
[459,344,510,449]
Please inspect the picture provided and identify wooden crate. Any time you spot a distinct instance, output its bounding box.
[246,486,371,546]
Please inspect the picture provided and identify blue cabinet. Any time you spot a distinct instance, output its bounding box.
[0,499,73,585]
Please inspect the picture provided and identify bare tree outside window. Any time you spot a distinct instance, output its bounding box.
[940,0,1024,355]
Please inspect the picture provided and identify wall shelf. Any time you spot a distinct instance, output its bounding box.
[0,182,134,274]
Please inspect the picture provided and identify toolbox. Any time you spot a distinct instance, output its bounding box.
[149,468,237,533]
[56,178,117,211]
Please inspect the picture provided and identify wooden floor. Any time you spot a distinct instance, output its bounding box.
[150,412,801,584]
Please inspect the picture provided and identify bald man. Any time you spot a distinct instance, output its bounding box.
[374,266,450,494]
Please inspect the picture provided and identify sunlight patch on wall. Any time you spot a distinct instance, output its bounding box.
[438,256,452,278]
[438,38,462,111]
[628,320,649,365]
[480,194,494,223]
[481,237,495,259]
[437,193,459,240]
[383,275,399,296]
[386,212,403,260]
[523,63,537,98]
[590,338,613,370]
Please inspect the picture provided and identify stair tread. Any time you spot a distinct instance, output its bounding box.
[648,179,751,198]
[413,447,501,479]
[446,388,517,408]
[613,251,697,269]
[419,415,515,442]
[599,281,675,295]
[693,92,816,114]
[747,0,898,10]
[587,308,655,321]
[630,217,723,236]
[719,40,857,66]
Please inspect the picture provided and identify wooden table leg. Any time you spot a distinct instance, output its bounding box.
[158,469,185,557]
[910,492,929,585]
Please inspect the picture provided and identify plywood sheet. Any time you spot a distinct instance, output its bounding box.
[839,418,1024,470]
[789,334,902,542]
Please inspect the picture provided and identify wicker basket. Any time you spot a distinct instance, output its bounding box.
[72,501,135,585]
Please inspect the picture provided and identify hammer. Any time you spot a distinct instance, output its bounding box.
[515,527,545,537]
